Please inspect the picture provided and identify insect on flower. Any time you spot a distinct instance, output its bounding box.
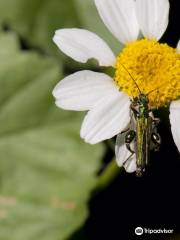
[52,0,180,175]
[120,64,162,177]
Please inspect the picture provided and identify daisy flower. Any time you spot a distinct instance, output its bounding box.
[52,0,180,173]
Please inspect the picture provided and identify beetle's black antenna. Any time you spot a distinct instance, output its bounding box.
[119,63,141,94]
[146,80,170,96]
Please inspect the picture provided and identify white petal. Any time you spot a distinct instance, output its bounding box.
[124,158,136,173]
[53,71,118,111]
[94,0,139,44]
[53,28,115,66]
[177,39,180,53]
[169,100,180,152]
[115,133,136,173]
[135,0,170,40]
[80,91,130,144]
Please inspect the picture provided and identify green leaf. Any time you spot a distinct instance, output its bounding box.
[0,0,81,59]
[0,0,121,60]
[0,32,103,240]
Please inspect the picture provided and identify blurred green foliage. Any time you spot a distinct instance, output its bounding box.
[0,0,115,237]
[0,0,121,60]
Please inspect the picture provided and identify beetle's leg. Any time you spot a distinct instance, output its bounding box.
[136,167,145,177]
[123,110,136,161]
[151,132,161,151]
[125,130,136,154]
[130,104,139,119]
[149,112,160,128]
[123,152,135,168]
[121,128,130,134]
[126,143,135,154]
[152,118,160,128]
[123,130,136,169]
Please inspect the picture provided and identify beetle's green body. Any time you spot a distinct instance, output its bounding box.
[136,109,152,177]
[129,94,160,177]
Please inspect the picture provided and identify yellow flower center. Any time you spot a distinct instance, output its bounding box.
[115,39,180,108]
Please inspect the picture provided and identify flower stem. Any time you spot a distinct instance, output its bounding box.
[93,160,122,194]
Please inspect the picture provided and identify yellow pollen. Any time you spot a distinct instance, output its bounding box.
[115,39,180,108]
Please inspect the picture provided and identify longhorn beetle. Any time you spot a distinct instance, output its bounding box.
[120,64,161,177]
